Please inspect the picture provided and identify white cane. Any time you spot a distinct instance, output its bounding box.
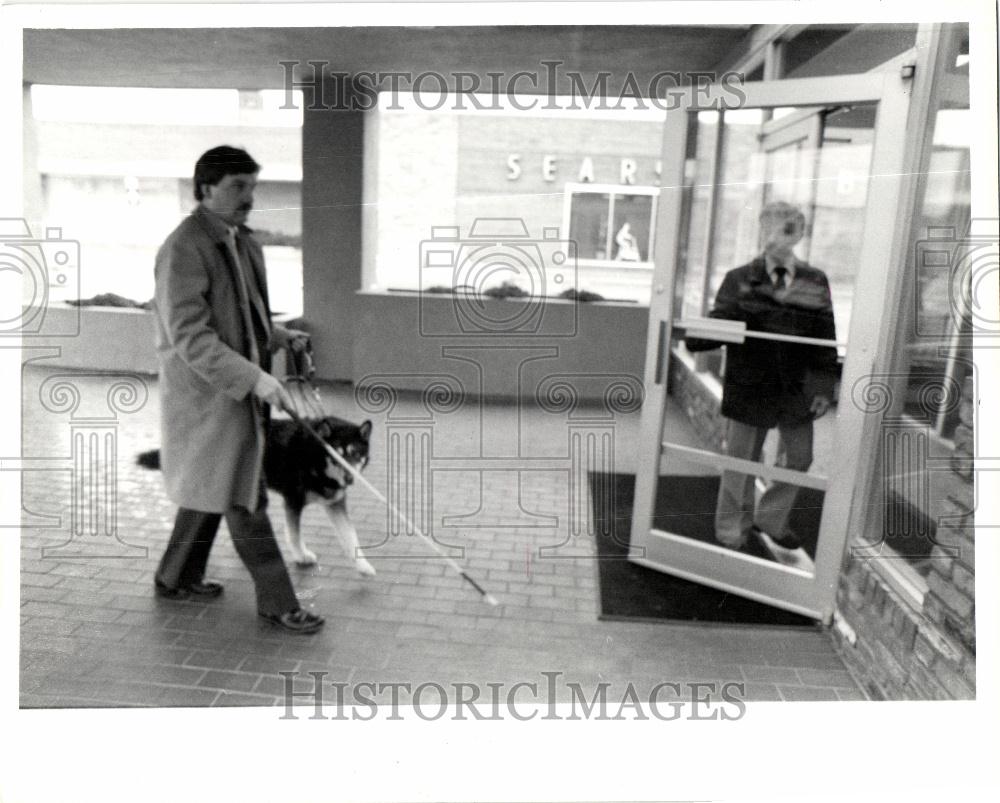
[284,406,500,607]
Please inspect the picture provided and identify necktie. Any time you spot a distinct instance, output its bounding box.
[773,266,788,292]
[225,228,266,365]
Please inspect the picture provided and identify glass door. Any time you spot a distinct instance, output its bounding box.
[630,72,913,621]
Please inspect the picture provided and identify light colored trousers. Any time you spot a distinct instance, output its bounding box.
[715,417,813,548]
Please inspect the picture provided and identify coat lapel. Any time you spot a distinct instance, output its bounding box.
[235,229,272,329]
[192,208,243,294]
[192,208,260,358]
[747,256,770,286]
[239,228,271,314]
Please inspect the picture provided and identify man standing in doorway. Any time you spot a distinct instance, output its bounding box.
[686,201,839,552]
[151,145,324,633]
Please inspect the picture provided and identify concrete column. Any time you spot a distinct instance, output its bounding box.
[301,85,365,380]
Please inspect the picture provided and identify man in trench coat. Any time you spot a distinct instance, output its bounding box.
[685,201,840,552]
[151,145,324,633]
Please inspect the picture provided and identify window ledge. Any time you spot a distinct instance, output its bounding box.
[576,258,654,271]
[863,551,929,609]
[357,288,645,308]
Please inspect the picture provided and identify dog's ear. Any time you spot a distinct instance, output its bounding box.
[359,420,373,441]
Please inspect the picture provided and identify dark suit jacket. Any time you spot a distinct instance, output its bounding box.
[685,256,839,428]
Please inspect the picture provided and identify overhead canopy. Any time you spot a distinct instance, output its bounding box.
[23,26,753,91]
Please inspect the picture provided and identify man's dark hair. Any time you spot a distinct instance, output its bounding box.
[193,146,261,201]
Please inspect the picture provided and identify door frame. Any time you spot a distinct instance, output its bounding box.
[629,70,914,622]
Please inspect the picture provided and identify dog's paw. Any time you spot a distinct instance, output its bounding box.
[293,548,319,568]
[355,556,376,577]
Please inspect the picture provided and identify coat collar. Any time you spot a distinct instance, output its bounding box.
[192,205,256,244]
[749,254,805,284]
[765,252,799,280]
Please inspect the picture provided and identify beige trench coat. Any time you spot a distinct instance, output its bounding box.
[152,206,274,513]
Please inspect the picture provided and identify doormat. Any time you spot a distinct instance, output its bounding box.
[587,472,819,626]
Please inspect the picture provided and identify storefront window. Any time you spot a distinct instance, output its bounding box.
[571,189,657,263]
[568,191,611,260]
[855,24,972,581]
[30,85,304,315]
[369,90,666,301]
[563,185,658,302]
[610,193,654,262]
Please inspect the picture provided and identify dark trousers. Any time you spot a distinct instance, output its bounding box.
[155,492,298,617]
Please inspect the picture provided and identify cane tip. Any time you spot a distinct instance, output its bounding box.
[484,594,500,607]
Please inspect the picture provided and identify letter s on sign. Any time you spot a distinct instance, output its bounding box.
[507,154,522,181]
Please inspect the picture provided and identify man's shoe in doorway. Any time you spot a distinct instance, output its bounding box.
[751,525,802,551]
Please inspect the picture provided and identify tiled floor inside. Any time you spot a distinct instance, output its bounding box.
[18,362,864,708]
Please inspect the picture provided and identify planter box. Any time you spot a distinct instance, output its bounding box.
[350,290,649,402]
[21,297,651,405]
[22,304,158,374]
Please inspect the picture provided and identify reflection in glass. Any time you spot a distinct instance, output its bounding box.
[611,194,653,262]
[860,23,972,577]
[679,104,875,353]
[568,192,611,260]
[658,101,884,574]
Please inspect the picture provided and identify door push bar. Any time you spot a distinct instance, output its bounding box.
[674,317,847,349]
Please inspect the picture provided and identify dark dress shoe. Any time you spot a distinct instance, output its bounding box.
[769,532,802,550]
[154,580,191,600]
[259,608,325,634]
[186,580,224,597]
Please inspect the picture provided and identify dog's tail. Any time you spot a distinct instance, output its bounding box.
[136,449,161,470]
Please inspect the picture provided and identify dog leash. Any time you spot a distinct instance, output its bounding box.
[280,345,499,607]
[283,339,326,421]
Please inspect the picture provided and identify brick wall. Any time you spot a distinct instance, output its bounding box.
[833,374,976,700]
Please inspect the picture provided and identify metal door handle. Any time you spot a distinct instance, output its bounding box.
[654,320,666,385]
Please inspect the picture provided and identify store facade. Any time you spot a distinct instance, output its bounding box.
[20,21,990,700]
[300,21,984,700]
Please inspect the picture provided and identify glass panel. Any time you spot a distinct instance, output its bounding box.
[611,194,653,262]
[811,105,876,342]
[676,110,719,320]
[32,86,304,316]
[857,24,972,578]
[568,192,611,260]
[658,100,880,575]
[653,460,826,569]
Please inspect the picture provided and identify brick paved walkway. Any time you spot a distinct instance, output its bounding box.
[18,363,863,708]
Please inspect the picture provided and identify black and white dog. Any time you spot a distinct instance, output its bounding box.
[137,416,375,575]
